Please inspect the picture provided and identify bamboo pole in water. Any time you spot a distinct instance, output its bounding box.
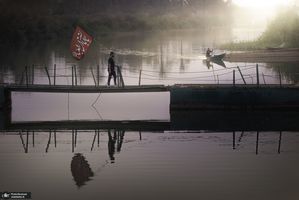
[74,65,78,86]
[278,131,282,154]
[45,67,51,85]
[54,130,57,148]
[97,130,100,147]
[233,70,236,86]
[25,66,29,87]
[90,67,97,86]
[20,71,25,85]
[237,66,247,85]
[54,64,56,86]
[262,73,266,85]
[46,131,51,153]
[72,130,74,153]
[256,131,259,155]
[26,131,29,153]
[32,65,34,85]
[279,67,282,87]
[138,70,142,86]
[91,130,97,151]
[19,132,25,151]
[32,131,35,147]
[71,66,74,86]
[97,64,100,86]
[74,130,77,147]
[256,64,259,87]
[233,131,236,150]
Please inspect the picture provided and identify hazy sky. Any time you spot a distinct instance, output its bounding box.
[232,0,293,8]
[232,0,295,25]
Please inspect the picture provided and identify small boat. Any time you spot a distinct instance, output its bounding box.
[205,53,226,68]
[210,53,226,61]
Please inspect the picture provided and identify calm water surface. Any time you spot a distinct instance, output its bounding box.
[0,131,299,200]
[1,30,299,200]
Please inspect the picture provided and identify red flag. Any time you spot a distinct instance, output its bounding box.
[70,26,93,60]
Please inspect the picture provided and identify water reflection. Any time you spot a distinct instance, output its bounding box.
[14,129,289,156]
[0,30,298,86]
[71,153,94,188]
[2,130,298,200]
[0,30,261,86]
[107,130,116,163]
[266,62,299,84]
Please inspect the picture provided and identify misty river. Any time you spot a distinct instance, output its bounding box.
[1,29,299,200]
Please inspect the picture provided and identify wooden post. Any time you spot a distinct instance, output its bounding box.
[278,131,282,154]
[117,65,125,87]
[139,131,142,141]
[116,68,120,87]
[97,64,100,86]
[233,131,236,150]
[25,66,29,87]
[233,70,236,87]
[90,68,97,86]
[32,65,34,85]
[46,131,51,153]
[91,131,97,151]
[237,66,247,85]
[74,130,77,147]
[138,70,142,86]
[54,64,56,86]
[72,130,74,153]
[256,131,259,155]
[97,130,100,147]
[32,131,35,147]
[54,130,57,148]
[262,73,266,85]
[20,71,24,85]
[25,131,29,153]
[256,64,259,87]
[45,67,51,85]
[74,65,78,86]
[279,67,282,87]
[19,132,26,152]
[71,66,74,86]
[217,75,219,85]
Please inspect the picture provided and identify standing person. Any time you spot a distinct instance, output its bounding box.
[107,51,117,86]
[206,48,213,58]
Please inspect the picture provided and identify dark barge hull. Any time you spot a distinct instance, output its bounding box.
[170,85,299,110]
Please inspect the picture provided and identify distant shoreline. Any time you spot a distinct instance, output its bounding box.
[224,48,299,63]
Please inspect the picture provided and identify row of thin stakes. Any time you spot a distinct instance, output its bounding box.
[20,64,125,87]
[19,64,283,87]
[233,64,283,87]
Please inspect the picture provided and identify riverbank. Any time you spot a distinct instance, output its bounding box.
[224,48,299,63]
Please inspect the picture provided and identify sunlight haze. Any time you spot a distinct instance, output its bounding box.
[233,0,293,8]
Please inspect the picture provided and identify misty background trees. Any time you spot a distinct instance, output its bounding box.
[0,0,231,46]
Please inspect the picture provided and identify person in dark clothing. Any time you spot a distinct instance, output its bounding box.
[206,48,213,58]
[108,130,116,163]
[107,51,117,86]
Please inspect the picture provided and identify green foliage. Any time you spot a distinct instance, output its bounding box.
[222,8,299,50]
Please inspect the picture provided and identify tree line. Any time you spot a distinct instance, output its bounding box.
[0,0,231,46]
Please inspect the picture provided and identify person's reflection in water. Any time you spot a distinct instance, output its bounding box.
[71,153,94,188]
[108,130,117,163]
[117,131,125,152]
[203,59,212,69]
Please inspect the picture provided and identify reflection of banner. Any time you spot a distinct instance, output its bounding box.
[70,26,93,60]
